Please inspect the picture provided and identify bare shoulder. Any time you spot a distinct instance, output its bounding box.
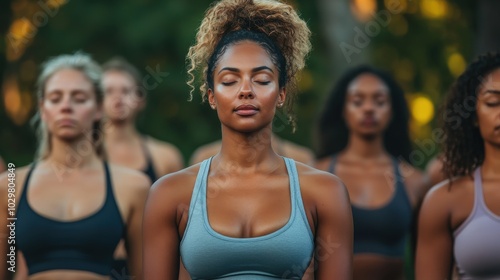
[425,156,446,186]
[397,160,427,205]
[146,164,201,214]
[0,165,34,201]
[282,140,314,165]
[421,176,469,211]
[312,156,333,172]
[148,137,182,157]
[150,164,200,198]
[108,164,151,195]
[146,136,184,173]
[294,161,348,202]
[189,140,221,165]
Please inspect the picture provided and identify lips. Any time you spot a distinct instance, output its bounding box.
[234,104,259,116]
[56,119,77,127]
[361,117,377,126]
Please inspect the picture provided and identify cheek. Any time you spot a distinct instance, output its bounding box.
[41,101,57,122]
[78,101,100,120]
[476,105,497,129]
[343,106,360,126]
[378,105,392,120]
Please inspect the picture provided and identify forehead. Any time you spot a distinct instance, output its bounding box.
[347,73,389,95]
[479,68,500,92]
[102,70,135,85]
[215,41,275,70]
[45,68,93,92]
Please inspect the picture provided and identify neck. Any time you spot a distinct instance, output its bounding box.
[217,126,280,172]
[103,119,140,143]
[46,135,101,170]
[481,142,500,177]
[342,133,386,160]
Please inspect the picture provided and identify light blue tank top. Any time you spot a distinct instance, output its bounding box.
[180,157,314,279]
[453,167,500,279]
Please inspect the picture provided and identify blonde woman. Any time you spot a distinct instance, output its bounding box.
[0,53,149,280]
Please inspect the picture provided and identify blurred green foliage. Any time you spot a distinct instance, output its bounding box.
[0,0,477,167]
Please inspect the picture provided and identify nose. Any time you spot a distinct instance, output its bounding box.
[362,100,376,112]
[238,79,254,99]
[60,95,73,113]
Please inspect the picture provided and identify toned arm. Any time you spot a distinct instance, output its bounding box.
[143,170,195,279]
[300,167,353,280]
[415,183,454,280]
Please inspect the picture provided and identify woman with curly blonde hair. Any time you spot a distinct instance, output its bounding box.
[143,0,353,279]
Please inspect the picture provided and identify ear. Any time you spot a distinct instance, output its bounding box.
[208,88,216,110]
[277,87,286,107]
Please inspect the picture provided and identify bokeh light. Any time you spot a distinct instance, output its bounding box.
[411,95,435,125]
[351,0,377,22]
[420,0,449,19]
[447,52,466,78]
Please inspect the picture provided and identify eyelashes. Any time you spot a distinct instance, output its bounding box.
[221,81,271,86]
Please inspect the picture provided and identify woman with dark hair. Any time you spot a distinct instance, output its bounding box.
[315,65,426,280]
[416,52,500,280]
[143,0,353,279]
[0,53,149,280]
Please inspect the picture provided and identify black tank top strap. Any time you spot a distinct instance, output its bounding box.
[103,161,126,229]
[328,155,337,174]
[18,163,37,208]
[391,157,406,189]
[140,136,158,182]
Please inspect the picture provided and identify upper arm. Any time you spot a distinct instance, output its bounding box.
[0,167,27,280]
[143,176,183,280]
[123,174,150,280]
[311,174,353,280]
[13,251,28,280]
[0,157,6,173]
[415,184,454,280]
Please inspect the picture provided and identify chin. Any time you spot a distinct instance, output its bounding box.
[56,132,86,142]
[359,131,380,141]
[108,114,129,123]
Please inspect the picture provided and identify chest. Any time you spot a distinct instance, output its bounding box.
[25,174,107,222]
[451,180,500,230]
[335,164,401,208]
[205,174,293,238]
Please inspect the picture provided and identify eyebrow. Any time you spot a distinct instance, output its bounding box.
[218,66,274,75]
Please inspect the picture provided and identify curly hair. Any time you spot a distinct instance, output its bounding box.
[315,65,412,162]
[441,52,500,179]
[186,0,311,129]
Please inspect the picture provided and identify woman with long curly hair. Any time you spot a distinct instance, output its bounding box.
[416,52,500,280]
[143,0,353,279]
[315,65,426,280]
